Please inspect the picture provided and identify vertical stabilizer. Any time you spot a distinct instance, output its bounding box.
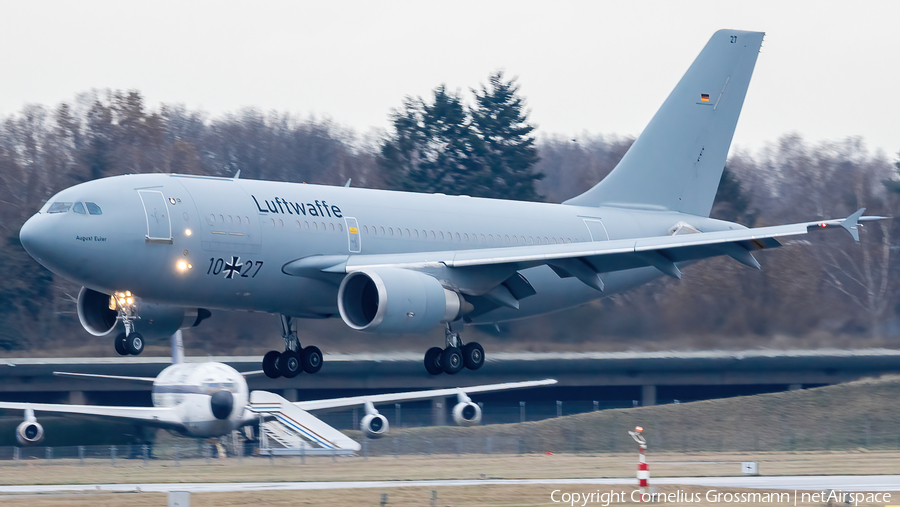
[564,30,764,216]
[171,330,184,364]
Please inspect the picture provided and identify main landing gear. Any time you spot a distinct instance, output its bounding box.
[424,322,484,375]
[111,291,144,356]
[262,315,324,379]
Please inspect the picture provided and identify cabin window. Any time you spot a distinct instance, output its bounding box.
[47,202,72,213]
[86,202,102,215]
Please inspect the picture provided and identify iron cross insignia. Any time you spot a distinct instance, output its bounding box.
[223,256,243,279]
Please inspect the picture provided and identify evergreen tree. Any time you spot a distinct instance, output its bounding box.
[379,86,481,194]
[470,71,543,201]
[379,72,542,200]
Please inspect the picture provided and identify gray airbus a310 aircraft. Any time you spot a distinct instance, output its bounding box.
[18,29,883,379]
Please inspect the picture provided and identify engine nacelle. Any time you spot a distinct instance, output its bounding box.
[338,268,462,334]
[77,287,210,338]
[452,401,482,427]
[16,420,44,446]
[360,413,389,439]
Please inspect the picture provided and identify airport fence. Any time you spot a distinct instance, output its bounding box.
[1,417,899,468]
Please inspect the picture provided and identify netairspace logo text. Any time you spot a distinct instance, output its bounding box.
[549,489,892,506]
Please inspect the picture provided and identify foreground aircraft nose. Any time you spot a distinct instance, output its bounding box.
[210,390,234,420]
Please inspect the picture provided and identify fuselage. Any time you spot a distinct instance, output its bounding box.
[20,173,743,325]
[150,361,250,437]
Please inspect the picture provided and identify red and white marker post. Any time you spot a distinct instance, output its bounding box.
[628,426,649,501]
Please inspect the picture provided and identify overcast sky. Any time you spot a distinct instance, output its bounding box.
[2,1,898,158]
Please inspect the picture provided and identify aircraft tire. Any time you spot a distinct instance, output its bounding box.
[424,347,443,375]
[462,342,484,370]
[262,350,282,379]
[278,350,303,378]
[125,332,144,355]
[114,332,129,356]
[302,346,323,374]
[440,346,464,375]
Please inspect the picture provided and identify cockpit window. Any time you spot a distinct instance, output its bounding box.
[73,202,86,214]
[47,202,72,213]
[86,202,102,215]
[202,381,236,392]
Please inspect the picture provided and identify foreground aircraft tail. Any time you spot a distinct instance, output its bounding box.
[565,29,765,217]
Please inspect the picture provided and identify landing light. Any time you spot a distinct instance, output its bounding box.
[177,260,190,271]
[184,229,192,236]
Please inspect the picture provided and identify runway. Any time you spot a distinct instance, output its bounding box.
[0,475,897,494]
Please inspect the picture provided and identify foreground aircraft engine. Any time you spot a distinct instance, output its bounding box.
[338,268,463,334]
[360,401,389,438]
[452,393,483,427]
[16,409,44,445]
[77,287,210,355]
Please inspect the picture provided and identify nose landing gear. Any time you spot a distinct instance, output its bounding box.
[262,315,325,379]
[111,291,144,356]
[424,322,484,375]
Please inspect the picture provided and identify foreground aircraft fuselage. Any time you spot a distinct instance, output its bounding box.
[17,30,880,378]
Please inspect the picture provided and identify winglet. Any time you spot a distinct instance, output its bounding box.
[840,208,865,242]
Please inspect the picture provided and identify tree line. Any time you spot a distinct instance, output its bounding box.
[0,79,897,355]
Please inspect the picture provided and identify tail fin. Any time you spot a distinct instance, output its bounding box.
[565,29,764,216]
[171,330,185,364]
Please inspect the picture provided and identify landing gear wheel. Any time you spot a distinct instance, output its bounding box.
[114,332,129,356]
[424,347,443,375]
[277,350,303,378]
[302,346,323,374]
[462,342,484,370]
[125,332,144,355]
[262,351,282,379]
[441,346,464,375]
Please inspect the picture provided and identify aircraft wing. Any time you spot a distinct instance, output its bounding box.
[284,209,885,295]
[294,378,556,412]
[0,401,186,432]
[53,371,157,383]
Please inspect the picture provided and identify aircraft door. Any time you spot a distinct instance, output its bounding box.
[345,217,361,253]
[582,218,609,242]
[139,190,173,243]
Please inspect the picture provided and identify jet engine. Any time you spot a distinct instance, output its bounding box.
[16,409,44,445]
[77,287,210,338]
[360,413,389,438]
[337,268,462,334]
[452,400,483,427]
[360,400,389,438]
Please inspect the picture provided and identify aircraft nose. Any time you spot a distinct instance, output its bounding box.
[210,390,234,420]
[19,214,50,263]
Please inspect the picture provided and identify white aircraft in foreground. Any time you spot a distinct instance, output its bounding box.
[0,333,555,449]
